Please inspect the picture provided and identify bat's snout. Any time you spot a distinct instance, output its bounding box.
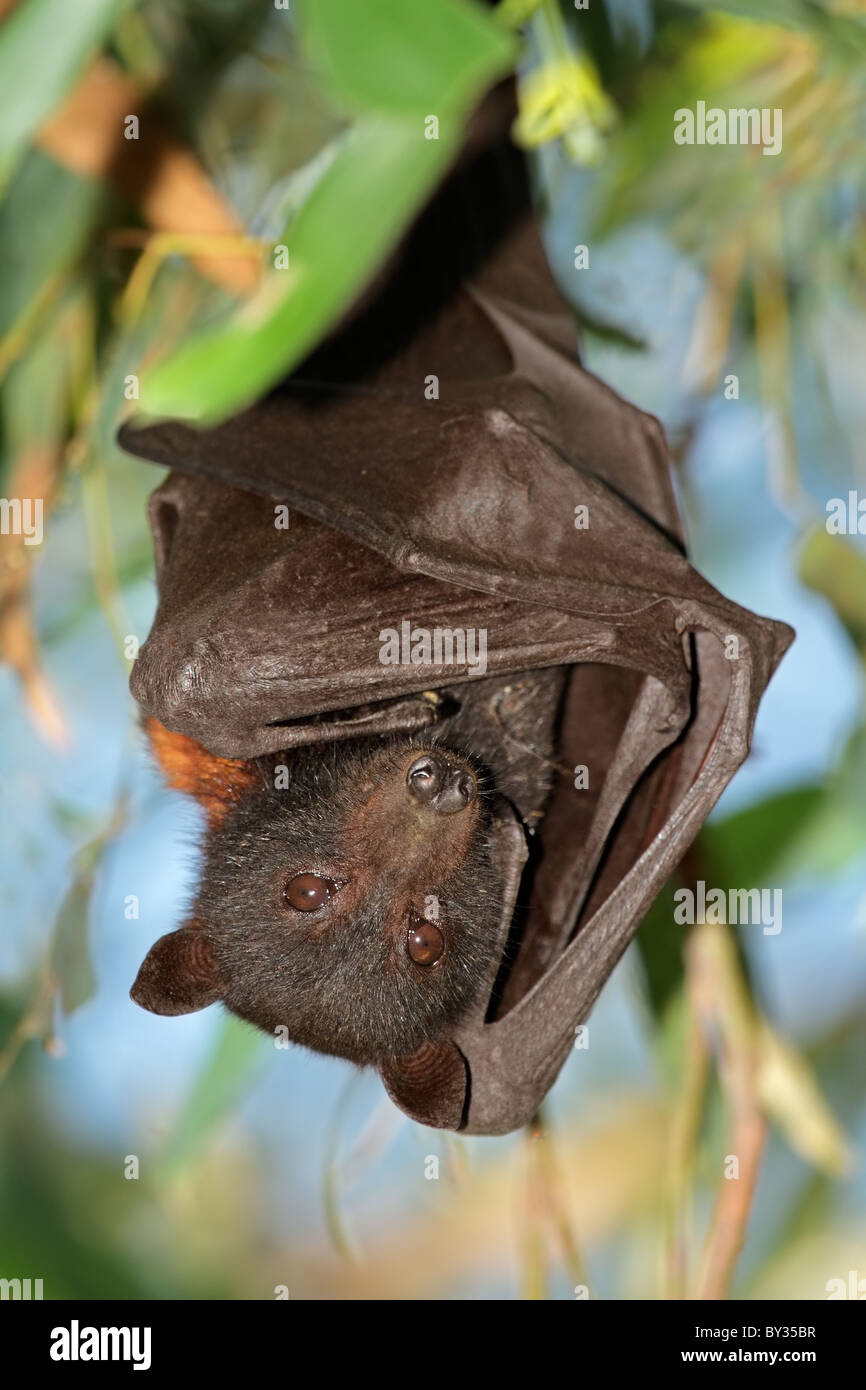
[406,753,476,815]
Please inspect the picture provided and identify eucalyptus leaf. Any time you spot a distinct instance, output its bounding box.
[297,0,515,115]
[798,526,866,658]
[0,0,130,191]
[139,0,514,422]
[159,1015,266,1172]
[50,876,96,1017]
[703,786,825,885]
[0,152,102,346]
[674,0,866,58]
[757,1022,851,1177]
[141,115,460,421]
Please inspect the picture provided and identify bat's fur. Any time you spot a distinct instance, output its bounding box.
[134,723,504,1064]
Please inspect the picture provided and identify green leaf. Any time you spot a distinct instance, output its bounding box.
[47,799,129,1018]
[297,0,515,114]
[798,525,866,658]
[0,152,102,346]
[495,0,544,27]
[704,733,866,882]
[0,0,130,191]
[636,885,686,1021]
[159,1015,266,1172]
[1,283,90,468]
[757,1022,851,1177]
[674,0,866,57]
[50,876,96,1017]
[141,114,459,421]
[139,0,514,423]
[703,786,825,885]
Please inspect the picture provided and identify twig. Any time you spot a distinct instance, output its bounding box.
[663,933,711,1300]
[519,1116,550,1299]
[693,922,768,1301]
[520,1106,590,1299]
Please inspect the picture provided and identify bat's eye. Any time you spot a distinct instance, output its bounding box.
[284,873,338,912]
[407,918,445,966]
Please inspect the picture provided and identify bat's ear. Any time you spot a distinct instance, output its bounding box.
[131,926,222,1016]
[380,1042,469,1130]
[144,717,257,829]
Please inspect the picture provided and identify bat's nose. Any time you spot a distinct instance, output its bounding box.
[406,753,476,815]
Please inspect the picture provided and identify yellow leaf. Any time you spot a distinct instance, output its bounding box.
[757,1022,852,1177]
[514,55,617,164]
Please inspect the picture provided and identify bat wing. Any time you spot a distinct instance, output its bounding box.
[121,216,789,745]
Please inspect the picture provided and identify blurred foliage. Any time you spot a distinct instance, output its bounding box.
[505,0,618,164]
[0,0,864,1301]
[144,0,515,419]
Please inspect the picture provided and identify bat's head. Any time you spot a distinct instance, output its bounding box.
[131,738,503,1064]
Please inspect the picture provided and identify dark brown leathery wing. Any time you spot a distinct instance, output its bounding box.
[119,83,793,1134]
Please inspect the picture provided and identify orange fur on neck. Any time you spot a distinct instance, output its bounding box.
[145,717,256,829]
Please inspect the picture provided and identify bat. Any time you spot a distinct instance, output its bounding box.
[119,82,793,1135]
